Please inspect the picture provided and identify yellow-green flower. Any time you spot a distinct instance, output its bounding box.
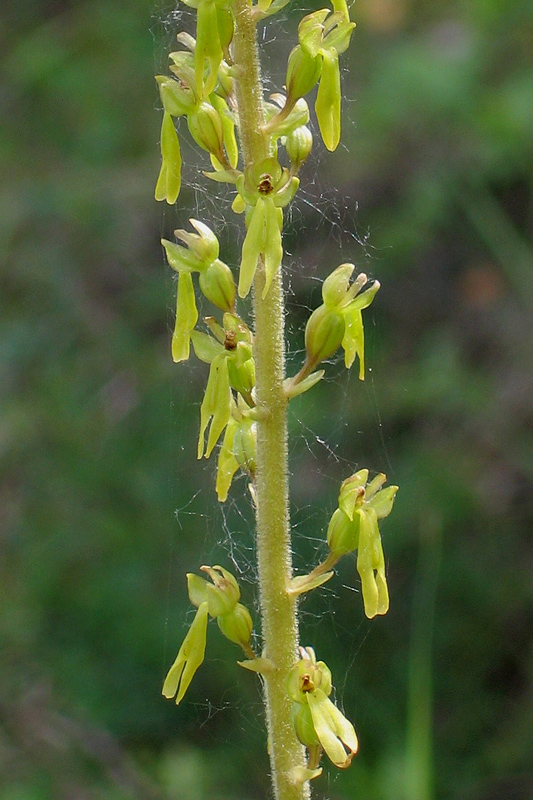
[234,157,299,298]
[304,264,380,379]
[288,647,358,769]
[328,469,398,618]
[163,566,254,704]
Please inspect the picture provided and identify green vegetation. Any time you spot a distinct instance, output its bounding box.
[1,0,532,798]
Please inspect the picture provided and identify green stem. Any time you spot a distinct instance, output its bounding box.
[232,2,309,798]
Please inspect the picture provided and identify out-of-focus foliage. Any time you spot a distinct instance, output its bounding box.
[1,0,531,798]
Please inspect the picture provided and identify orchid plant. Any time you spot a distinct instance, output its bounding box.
[155,0,398,797]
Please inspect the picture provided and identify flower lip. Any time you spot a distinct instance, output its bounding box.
[258,174,275,194]
[224,331,237,350]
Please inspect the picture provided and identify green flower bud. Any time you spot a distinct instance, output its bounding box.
[188,101,225,161]
[286,45,322,104]
[304,304,345,366]
[285,125,313,170]
[227,345,255,396]
[215,58,234,99]
[291,702,320,747]
[217,603,253,647]
[154,112,182,204]
[326,507,359,557]
[199,258,236,311]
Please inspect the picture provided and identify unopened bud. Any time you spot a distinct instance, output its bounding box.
[285,125,313,169]
[286,45,322,104]
[326,507,359,557]
[304,304,345,366]
[291,702,320,747]
[227,344,255,396]
[188,101,225,160]
[199,258,236,311]
[217,603,253,647]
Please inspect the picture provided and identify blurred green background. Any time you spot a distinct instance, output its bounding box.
[1,0,532,798]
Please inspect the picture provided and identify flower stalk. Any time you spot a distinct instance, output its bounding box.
[232,1,308,795]
[154,0,398,797]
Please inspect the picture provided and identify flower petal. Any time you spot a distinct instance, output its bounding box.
[162,602,209,704]
[155,113,182,204]
[308,688,358,768]
[238,200,265,298]
[172,272,198,363]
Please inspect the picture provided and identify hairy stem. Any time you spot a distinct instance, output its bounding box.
[232,2,309,798]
